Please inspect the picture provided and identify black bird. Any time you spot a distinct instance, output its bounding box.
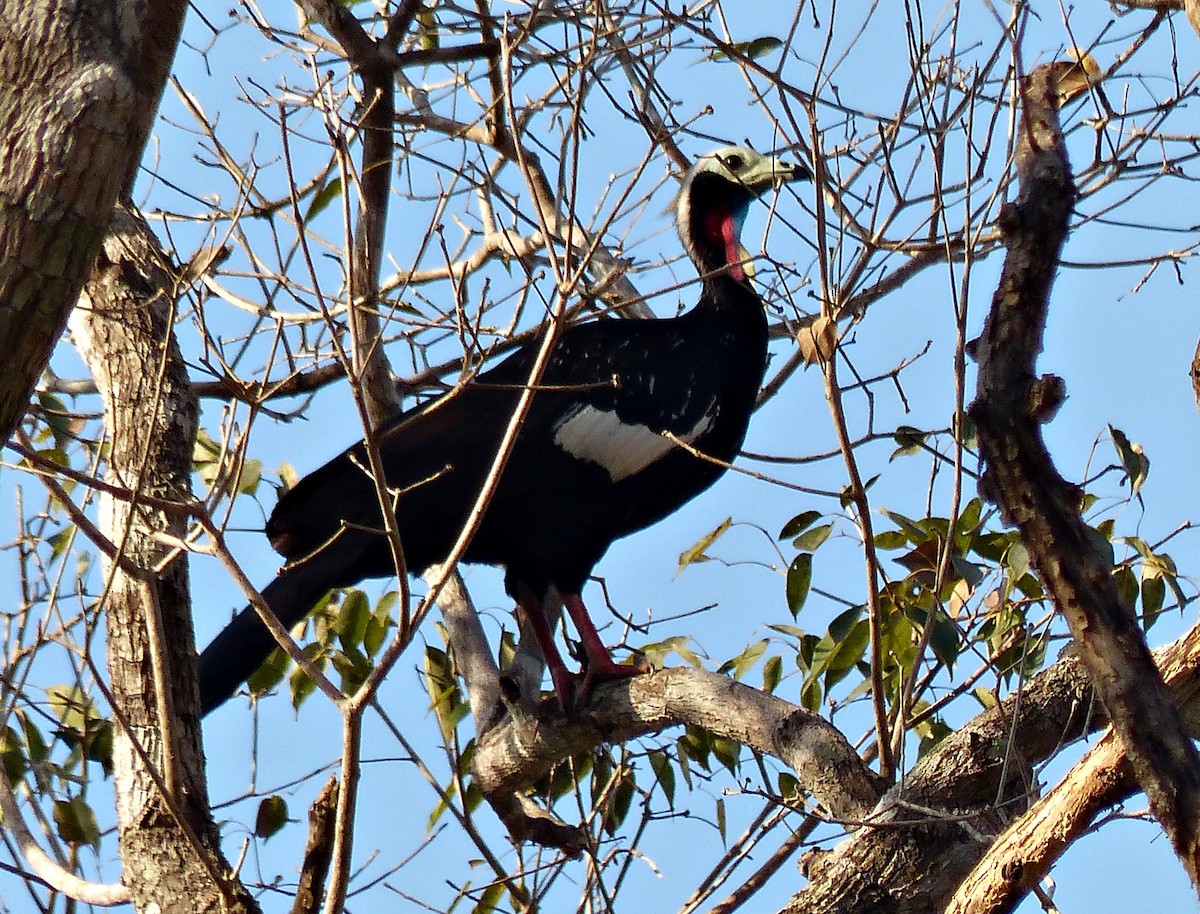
[198,146,809,714]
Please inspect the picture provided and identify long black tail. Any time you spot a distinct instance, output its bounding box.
[198,558,339,715]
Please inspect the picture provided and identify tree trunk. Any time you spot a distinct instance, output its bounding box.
[0,0,186,445]
[72,207,256,913]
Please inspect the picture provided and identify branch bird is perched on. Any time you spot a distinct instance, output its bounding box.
[198,146,810,714]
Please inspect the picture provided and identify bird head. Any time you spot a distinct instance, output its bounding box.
[675,146,810,281]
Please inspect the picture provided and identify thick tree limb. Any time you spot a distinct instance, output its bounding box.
[472,668,886,830]
[773,611,1200,914]
[777,644,1088,913]
[950,619,1200,913]
[949,730,1132,914]
[969,61,1200,886]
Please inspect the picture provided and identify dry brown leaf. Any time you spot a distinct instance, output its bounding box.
[797,314,837,364]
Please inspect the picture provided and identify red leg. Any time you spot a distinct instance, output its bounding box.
[516,585,577,707]
[563,593,649,702]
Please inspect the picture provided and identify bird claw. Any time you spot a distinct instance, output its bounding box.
[551,654,649,713]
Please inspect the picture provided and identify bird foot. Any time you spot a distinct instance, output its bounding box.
[569,654,650,711]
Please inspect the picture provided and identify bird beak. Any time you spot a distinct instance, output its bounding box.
[763,157,811,188]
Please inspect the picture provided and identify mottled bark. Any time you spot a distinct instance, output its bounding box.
[0,0,186,445]
[971,62,1200,887]
[72,208,256,913]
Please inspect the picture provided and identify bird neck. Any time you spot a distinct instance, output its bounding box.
[680,172,756,281]
[693,272,769,328]
[698,202,750,281]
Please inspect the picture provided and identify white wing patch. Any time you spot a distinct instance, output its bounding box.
[553,404,715,481]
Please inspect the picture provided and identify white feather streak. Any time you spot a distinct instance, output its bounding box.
[553,405,713,481]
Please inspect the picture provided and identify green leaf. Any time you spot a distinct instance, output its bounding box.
[463,778,483,816]
[47,685,93,731]
[800,677,822,712]
[873,529,909,550]
[591,750,614,808]
[82,721,113,776]
[716,797,727,844]
[53,797,100,848]
[679,726,713,773]
[973,687,998,709]
[712,735,741,774]
[1108,425,1150,496]
[417,8,439,51]
[890,425,928,460]
[20,713,49,769]
[881,509,929,542]
[289,645,325,708]
[336,589,370,651]
[777,771,799,801]
[779,510,822,540]
[916,717,953,758]
[424,646,461,742]
[649,749,676,806]
[828,604,866,643]
[331,645,373,695]
[278,462,300,492]
[720,640,768,679]
[364,613,389,658]
[954,498,985,545]
[1141,573,1166,627]
[193,428,262,495]
[792,523,833,552]
[786,553,812,617]
[604,773,635,836]
[762,655,782,693]
[473,882,504,914]
[255,795,289,840]
[1004,542,1030,581]
[1113,565,1139,610]
[678,517,732,571]
[954,411,978,447]
[364,591,397,657]
[639,634,703,668]
[768,623,807,640]
[950,555,985,589]
[971,530,1016,563]
[47,529,74,563]
[248,646,291,698]
[304,176,343,222]
[0,727,27,782]
[821,619,871,686]
[235,458,263,495]
[928,616,961,669]
[709,36,783,61]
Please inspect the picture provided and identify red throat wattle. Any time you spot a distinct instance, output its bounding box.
[703,203,745,282]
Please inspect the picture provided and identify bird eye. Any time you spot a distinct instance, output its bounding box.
[722,153,745,172]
